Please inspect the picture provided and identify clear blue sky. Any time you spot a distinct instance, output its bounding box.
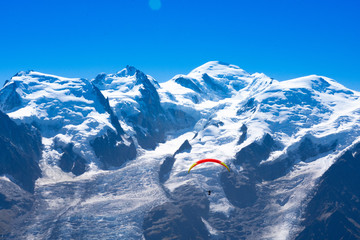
[1,0,359,90]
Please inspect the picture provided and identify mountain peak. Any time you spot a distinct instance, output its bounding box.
[93,66,144,88]
[115,65,138,77]
[92,66,159,93]
[14,70,34,77]
[161,62,256,102]
[12,70,81,81]
[188,61,249,79]
[279,75,353,93]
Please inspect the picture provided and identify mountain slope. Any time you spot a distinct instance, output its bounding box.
[92,66,197,151]
[296,142,360,240]
[0,71,136,176]
[0,110,42,237]
[1,62,360,239]
[151,66,360,239]
[0,110,42,192]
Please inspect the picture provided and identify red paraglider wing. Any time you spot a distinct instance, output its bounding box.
[188,158,230,173]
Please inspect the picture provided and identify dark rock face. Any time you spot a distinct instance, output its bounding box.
[90,130,137,169]
[159,140,192,184]
[128,71,167,150]
[237,124,247,145]
[237,98,257,115]
[92,73,107,86]
[131,113,165,150]
[235,133,277,167]
[0,93,40,235]
[166,108,196,130]
[298,137,337,161]
[204,119,224,129]
[159,156,175,184]
[91,84,137,169]
[92,84,125,135]
[235,133,337,184]
[295,143,360,240]
[0,82,22,111]
[202,73,229,95]
[175,77,202,93]
[0,111,42,193]
[223,134,278,208]
[174,140,192,156]
[221,168,257,208]
[135,71,162,116]
[131,105,195,150]
[258,137,337,181]
[143,184,210,240]
[58,143,86,176]
[0,180,34,237]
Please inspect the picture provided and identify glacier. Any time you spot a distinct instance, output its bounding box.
[0,61,360,239]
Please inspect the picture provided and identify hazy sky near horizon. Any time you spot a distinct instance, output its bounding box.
[0,0,359,90]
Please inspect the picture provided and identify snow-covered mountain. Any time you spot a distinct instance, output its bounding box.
[0,70,138,176]
[92,65,195,150]
[0,61,360,239]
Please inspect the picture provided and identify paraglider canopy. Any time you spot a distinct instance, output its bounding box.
[188,159,230,173]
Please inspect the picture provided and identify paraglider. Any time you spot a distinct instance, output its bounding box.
[188,158,230,173]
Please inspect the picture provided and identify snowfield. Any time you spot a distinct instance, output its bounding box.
[1,61,360,239]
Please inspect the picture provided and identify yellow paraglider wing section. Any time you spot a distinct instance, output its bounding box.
[219,162,230,172]
[188,162,199,173]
